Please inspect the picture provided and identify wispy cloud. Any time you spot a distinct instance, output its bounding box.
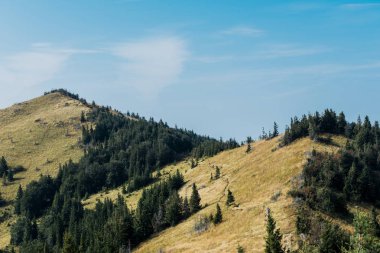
[341,3,380,10]
[220,26,263,37]
[256,44,329,59]
[112,36,188,97]
[0,49,66,90]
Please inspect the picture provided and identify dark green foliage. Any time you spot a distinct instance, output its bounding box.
[190,183,201,214]
[318,224,349,253]
[213,204,222,225]
[371,208,380,237]
[182,196,190,219]
[14,185,23,215]
[246,136,252,153]
[226,189,235,206]
[0,156,9,177]
[215,166,221,179]
[272,122,279,138]
[281,109,346,146]
[265,209,284,253]
[237,244,245,253]
[164,192,182,226]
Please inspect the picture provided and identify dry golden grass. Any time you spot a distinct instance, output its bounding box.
[0,92,89,248]
[132,135,346,253]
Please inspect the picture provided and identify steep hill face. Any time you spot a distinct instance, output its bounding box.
[0,92,89,247]
[134,136,346,253]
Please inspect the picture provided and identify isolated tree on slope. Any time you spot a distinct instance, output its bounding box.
[213,204,222,224]
[190,183,201,213]
[226,189,235,206]
[265,208,284,253]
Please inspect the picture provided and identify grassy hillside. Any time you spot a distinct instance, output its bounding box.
[0,92,89,247]
[83,135,346,252]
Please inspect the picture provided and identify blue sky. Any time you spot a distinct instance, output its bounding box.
[1,0,380,141]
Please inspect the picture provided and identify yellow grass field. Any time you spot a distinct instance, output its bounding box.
[0,92,89,248]
[84,135,346,252]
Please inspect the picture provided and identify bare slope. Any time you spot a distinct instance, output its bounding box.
[0,92,89,247]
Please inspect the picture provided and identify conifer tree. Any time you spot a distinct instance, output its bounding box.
[63,232,77,253]
[183,196,190,219]
[213,204,222,224]
[265,209,284,253]
[226,189,235,206]
[7,168,14,182]
[14,185,23,214]
[165,192,182,226]
[272,122,279,138]
[0,156,8,177]
[189,183,201,214]
[215,166,221,179]
[246,136,252,153]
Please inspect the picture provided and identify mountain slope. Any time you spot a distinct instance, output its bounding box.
[86,135,345,252]
[0,92,89,247]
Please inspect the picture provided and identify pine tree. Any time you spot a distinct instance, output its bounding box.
[265,209,284,253]
[189,183,201,214]
[165,192,182,226]
[80,111,86,123]
[14,185,23,215]
[272,122,279,138]
[183,196,190,219]
[213,204,222,224]
[226,189,235,206]
[7,168,14,182]
[215,166,221,179]
[246,136,253,152]
[0,156,8,177]
[63,232,77,253]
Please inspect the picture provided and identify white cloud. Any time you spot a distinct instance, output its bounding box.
[341,3,380,10]
[112,36,188,97]
[0,48,70,89]
[220,26,263,37]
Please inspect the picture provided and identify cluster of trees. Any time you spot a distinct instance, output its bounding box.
[288,114,380,214]
[11,171,204,252]
[44,89,89,106]
[0,156,14,185]
[282,110,380,252]
[259,122,279,141]
[281,109,348,146]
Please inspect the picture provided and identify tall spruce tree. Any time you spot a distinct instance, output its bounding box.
[189,183,201,214]
[226,189,235,206]
[265,209,284,253]
[272,122,279,138]
[0,156,8,177]
[14,185,23,214]
[213,204,222,225]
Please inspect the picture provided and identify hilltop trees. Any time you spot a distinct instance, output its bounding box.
[246,136,252,153]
